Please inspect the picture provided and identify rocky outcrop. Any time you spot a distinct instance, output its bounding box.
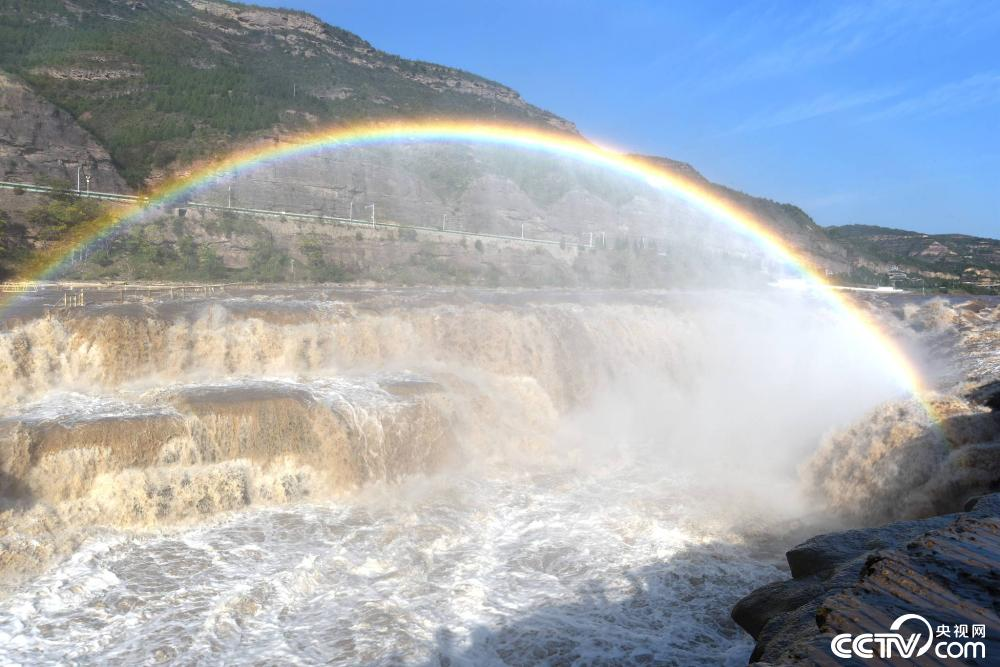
[736,368,1000,665]
[0,70,126,191]
[185,0,576,132]
[969,380,1000,411]
[733,493,1000,664]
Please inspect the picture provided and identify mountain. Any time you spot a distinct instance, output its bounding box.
[0,0,574,186]
[637,155,850,270]
[828,225,1000,290]
[0,0,989,290]
[0,70,125,190]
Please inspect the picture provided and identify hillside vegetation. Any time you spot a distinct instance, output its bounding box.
[0,0,993,291]
[828,225,1000,292]
[0,0,573,185]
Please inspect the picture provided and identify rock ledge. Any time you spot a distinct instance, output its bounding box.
[732,494,1000,664]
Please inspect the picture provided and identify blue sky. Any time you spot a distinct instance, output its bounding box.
[259,1,999,237]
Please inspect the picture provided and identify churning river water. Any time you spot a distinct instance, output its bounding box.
[0,287,915,665]
[0,458,788,665]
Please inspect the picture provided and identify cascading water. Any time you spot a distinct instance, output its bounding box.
[0,287,916,665]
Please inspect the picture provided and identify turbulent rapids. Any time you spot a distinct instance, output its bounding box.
[0,286,958,665]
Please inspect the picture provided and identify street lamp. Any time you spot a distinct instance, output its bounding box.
[366,203,375,227]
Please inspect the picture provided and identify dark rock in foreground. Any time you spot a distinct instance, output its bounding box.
[968,380,1000,412]
[732,494,1000,665]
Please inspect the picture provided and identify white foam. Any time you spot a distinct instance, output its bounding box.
[0,463,782,665]
[2,391,177,424]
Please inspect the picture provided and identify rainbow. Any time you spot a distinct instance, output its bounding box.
[3,119,933,408]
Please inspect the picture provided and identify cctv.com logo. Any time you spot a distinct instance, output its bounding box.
[830,613,987,660]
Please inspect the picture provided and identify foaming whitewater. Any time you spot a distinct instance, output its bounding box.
[804,297,1000,524]
[0,463,784,666]
[0,287,918,665]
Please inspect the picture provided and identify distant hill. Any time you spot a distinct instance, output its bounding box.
[827,224,1000,290]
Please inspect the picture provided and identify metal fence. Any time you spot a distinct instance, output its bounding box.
[0,179,681,252]
[0,180,607,250]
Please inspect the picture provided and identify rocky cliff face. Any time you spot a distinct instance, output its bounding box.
[184,142,804,268]
[184,0,576,133]
[732,493,1000,665]
[68,202,758,289]
[0,70,125,192]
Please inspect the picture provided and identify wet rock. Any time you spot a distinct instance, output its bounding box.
[785,515,956,579]
[731,579,826,639]
[732,493,1000,665]
[968,379,1000,411]
[964,492,1000,513]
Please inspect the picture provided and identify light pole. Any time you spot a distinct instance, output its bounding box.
[77,165,82,193]
[349,201,354,221]
[366,203,375,228]
[442,213,447,231]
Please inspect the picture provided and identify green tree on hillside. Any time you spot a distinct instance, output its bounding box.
[246,236,288,282]
[26,198,103,240]
[0,210,30,278]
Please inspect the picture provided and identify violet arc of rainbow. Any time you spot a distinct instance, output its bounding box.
[4,119,933,408]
